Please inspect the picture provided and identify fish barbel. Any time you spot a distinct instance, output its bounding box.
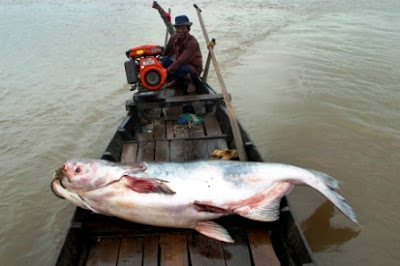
[51,159,357,242]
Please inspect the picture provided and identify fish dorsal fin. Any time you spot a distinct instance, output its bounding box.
[122,175,175,195]
[193,221,234,243]
[232,182,294,222]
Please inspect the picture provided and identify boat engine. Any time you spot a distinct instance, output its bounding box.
[124,44,167,91]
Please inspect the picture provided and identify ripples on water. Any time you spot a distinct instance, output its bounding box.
[1,0,399,265]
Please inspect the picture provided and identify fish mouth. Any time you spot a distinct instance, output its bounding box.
[50,168,68,199]
[53,167,72,188]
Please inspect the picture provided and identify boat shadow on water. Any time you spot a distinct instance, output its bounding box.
[301,200,360,252]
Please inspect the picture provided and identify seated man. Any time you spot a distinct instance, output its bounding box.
[160,15,203,92]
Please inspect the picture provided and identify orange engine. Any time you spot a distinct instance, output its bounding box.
[125,44,167,91]
[138,57,167,91]
[127,44,163,58]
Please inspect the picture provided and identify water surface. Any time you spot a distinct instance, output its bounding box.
[1,0,399,265]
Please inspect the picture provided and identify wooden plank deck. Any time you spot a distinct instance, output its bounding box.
[86,112,280,266]
[118,237,143,265]
[122,113,228,162]
[83,229,279,266]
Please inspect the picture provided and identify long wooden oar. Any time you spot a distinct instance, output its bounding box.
[194,4,248,161]
[202,38,215,84]
[203,38,215,84]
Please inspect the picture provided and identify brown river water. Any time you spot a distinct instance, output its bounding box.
[1,0,399,265]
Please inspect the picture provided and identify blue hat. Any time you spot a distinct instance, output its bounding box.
[173,15,193,27]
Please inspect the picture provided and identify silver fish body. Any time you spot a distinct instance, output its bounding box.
[51,159,357,242]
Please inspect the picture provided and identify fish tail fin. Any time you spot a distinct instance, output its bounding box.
[193,221,234,243]
[302,169,358,224]
[307,169,339,190]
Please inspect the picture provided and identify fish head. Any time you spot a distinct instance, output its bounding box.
[51,159,123,194]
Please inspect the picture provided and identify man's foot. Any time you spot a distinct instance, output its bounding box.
[187,81,196,92]
[164,79,178,88]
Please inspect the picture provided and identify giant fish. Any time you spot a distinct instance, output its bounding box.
[51,159,357,243]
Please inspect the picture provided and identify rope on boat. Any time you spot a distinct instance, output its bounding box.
[173,124,203,135]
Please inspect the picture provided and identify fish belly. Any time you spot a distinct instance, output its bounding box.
[80,185,227,228]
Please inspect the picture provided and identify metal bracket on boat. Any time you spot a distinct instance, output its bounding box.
[130,83,137,91]
[133,90,159,98]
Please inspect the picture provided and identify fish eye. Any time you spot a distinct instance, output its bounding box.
[75,166,82,174]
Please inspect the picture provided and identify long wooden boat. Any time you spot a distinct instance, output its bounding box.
[54,76,316,265]
[54,3,316,264]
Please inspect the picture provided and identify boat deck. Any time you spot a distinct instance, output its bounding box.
[56,88,312,266]
[82,220,280,266]
[121,113,228,163]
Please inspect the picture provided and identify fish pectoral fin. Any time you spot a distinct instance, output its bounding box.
[193,221,234,243]
[122,176,175,195]
[232,182,294,222]
[193,201,232,214]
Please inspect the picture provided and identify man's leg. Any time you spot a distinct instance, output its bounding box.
[159,56,173,68]
[185,73,196,93]
[175,65,196,92]
[160,56,179,88]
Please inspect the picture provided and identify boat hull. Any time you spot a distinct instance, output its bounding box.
[54,81,315,265]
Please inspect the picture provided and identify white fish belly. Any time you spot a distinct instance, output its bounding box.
[79,182,228,228]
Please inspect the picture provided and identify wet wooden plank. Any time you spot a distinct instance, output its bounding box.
[166,121,174,139]
[137,141,155,162]
[174,123,189,139]
[185,140,209,161]
[204,114,222,136]
[143,235,159,266]
[154,118,166,140]
[138,131,154,141]
[86,238,120,266]
[170,140,185,162]
[188,233,225,266]
[165,88,178,97]
[155,140,170,161]
[117,237,143,266]
[188,123,205,138]
[165,93,223,103]
[137,123,155,141]
[184,140,197,161]
[247,227,280,266]
[164,88,184,120]
[121,142,138,164]
[153,135,227,142]
[222,230,252,266]
[159,233,188,266]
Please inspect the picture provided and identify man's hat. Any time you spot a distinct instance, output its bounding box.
[173,15,193,27]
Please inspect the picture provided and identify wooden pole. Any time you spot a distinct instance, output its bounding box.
[164,8,171,47]
[194,4,248,161]
[202,38,215,84]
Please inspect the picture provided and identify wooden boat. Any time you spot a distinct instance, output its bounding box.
[54,3,316,265]
[54,77,316,265]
